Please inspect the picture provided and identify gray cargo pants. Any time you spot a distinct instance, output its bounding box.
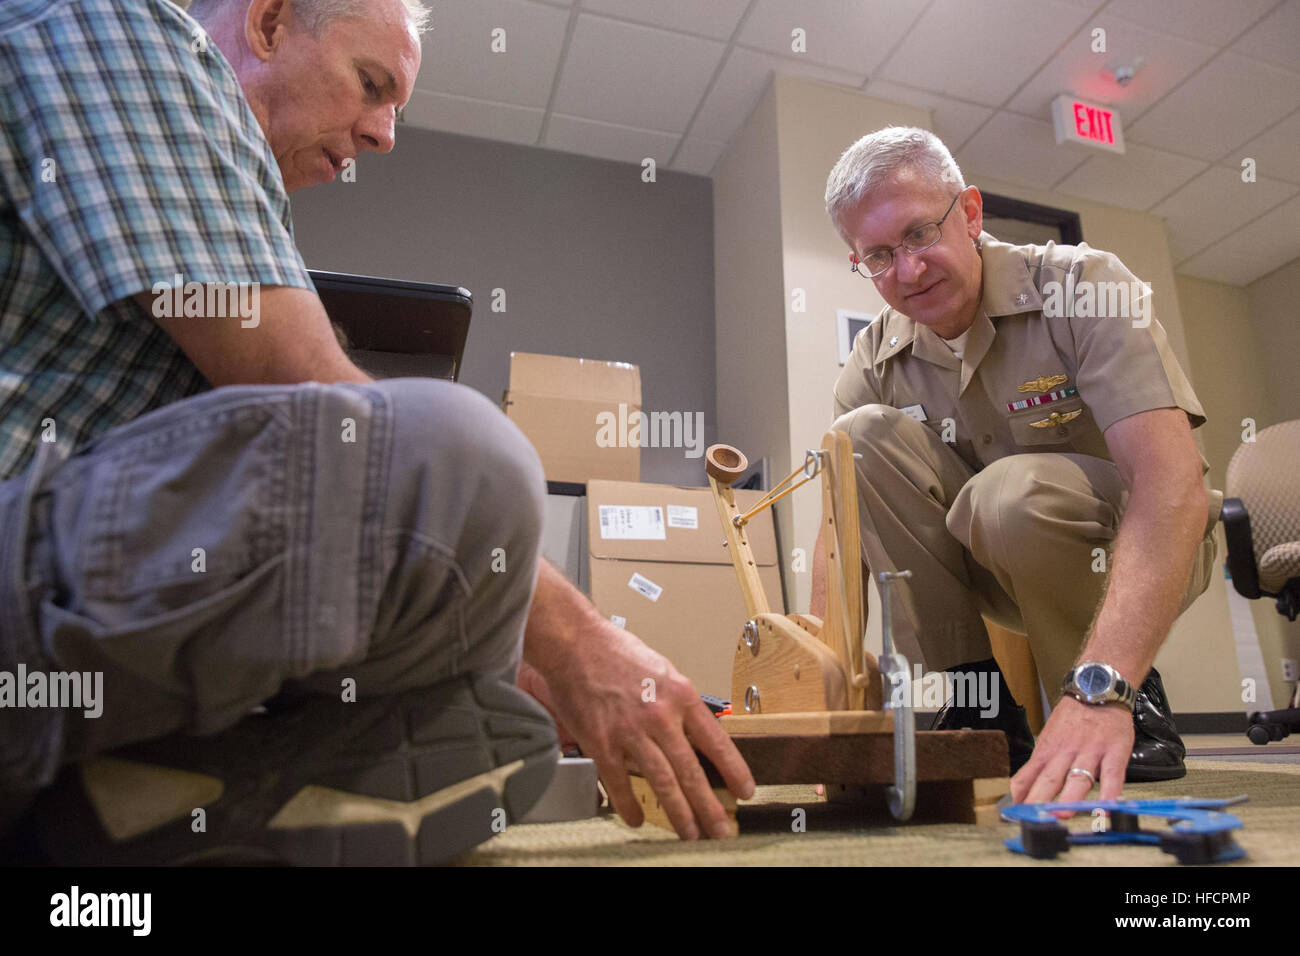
[0,378,545,823]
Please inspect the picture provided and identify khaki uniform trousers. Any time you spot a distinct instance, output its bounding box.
[833,404,1220,706]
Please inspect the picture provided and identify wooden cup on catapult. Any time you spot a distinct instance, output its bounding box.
[628,431,1010,835]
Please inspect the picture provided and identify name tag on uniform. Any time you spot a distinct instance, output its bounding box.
[899,403,927,422]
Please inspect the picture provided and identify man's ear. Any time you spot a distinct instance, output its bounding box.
[960,185,984,240]
[244,0,295,61]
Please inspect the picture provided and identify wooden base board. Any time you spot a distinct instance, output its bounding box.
[825,776,1009,825]
[720,710,893,735]
[626,729,1010,836]
[627,775,738,835]
[624,774,1010,835]
[729,728,1008,785]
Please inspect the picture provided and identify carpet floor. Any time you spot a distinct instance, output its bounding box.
[457,759,1298,866]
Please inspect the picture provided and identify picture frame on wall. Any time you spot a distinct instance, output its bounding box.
[837,309,875,366]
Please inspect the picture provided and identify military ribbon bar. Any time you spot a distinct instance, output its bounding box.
[1007,385,1078,413]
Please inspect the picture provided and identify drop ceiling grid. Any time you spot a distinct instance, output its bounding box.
[403,0,1300,284]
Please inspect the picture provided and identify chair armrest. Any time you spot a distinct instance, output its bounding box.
[1221,497,1262,599]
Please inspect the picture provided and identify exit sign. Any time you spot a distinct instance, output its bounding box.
[1052,94,1125,154]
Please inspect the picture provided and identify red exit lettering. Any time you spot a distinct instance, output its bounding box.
[1072,102,1115,145]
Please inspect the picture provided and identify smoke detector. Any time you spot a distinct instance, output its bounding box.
[1108,58,1144,87]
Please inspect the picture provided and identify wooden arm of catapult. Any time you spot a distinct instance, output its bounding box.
[625,431,1010,834]
[707,433,917,822]
[705,432,882,716]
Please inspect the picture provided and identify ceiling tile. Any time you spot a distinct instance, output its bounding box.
[416,0,570,108]
[958,111,1091,190]
[691,47,867,148]
[1055,143,1207,210]
[1231,108,1300,185]
[1232,0,1300,74]
[1126,53,1300,161]
[1005,15,1217,120]
[544,113,681,165]
[1102,0,1277,47]
[580,0,750,40]
[400,89,544,144]
[552,14,726,132]
[1176,191,1300,285]
[863,80,996,150]
[671,137,727,176]
[877,0,1094,108]
[1151,165,1298,261]
[737,0,929,76]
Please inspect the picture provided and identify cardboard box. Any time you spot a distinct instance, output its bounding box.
[586,480,784,698]
[503,352,641,484]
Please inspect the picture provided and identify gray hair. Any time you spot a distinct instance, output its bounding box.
[824,126,965,235]
[185,0,433,36]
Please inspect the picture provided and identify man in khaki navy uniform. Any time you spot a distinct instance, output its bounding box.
[817,127,1219,805]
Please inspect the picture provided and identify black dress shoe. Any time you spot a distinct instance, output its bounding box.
[930,658,1035,775]
[1126,667,1186,782]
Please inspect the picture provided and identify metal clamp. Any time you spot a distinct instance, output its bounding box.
[802,448,826,479]
[878,570,915,821]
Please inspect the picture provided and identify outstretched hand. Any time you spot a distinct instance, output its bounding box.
[519,619,754,840]
[1010,696,1133,811]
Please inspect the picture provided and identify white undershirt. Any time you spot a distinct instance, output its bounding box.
[940,329,971,360]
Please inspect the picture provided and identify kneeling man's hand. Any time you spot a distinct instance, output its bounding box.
[1011,697,1133,809]
[520,620,755,840]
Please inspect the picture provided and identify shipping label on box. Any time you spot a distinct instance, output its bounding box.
[586,480,784,698]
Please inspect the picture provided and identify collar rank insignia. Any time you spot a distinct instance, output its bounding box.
[1017,373,1068,394]
[1029,408,1083,428]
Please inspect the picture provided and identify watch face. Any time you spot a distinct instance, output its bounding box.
[1077,665,1112,696]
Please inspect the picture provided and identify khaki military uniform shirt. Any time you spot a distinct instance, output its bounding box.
[833,233,1207,474]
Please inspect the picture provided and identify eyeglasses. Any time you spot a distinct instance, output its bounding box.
[850,191,963,279]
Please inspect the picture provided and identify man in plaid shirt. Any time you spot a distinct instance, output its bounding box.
[0,0,752,864]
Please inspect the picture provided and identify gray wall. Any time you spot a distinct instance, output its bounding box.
[289,126,717,486]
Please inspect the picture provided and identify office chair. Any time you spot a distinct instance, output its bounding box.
[1221,420,1300,744]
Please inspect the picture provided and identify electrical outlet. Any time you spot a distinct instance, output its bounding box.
[1282,659,1299,683]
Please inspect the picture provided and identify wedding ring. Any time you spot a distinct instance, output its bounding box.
[1068,767,1097,787]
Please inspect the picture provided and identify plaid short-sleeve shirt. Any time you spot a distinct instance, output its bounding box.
[0,0,315,481]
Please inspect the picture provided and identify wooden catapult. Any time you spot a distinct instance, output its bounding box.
[630,429,1010,833]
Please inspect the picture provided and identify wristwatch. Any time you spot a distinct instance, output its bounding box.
[1062,661,1138,711]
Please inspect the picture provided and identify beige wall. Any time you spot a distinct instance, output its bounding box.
[1179,270,1300,709]
[713,82,792,612]
[1248,258,1300,426]
[1175,276,1269,495]
[714,77,926,618]
[773,78,929,638]
[715,73,1252,712]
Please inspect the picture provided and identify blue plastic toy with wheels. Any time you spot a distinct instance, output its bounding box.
[1001,796,1248,864]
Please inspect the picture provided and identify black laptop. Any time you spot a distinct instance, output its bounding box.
[310,270,472,381]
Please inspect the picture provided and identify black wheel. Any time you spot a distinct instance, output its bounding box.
[1159,831,1214,865]
[1020,820,1069,859]
[1246,723,1272,745]
[1108,811,1140,834]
